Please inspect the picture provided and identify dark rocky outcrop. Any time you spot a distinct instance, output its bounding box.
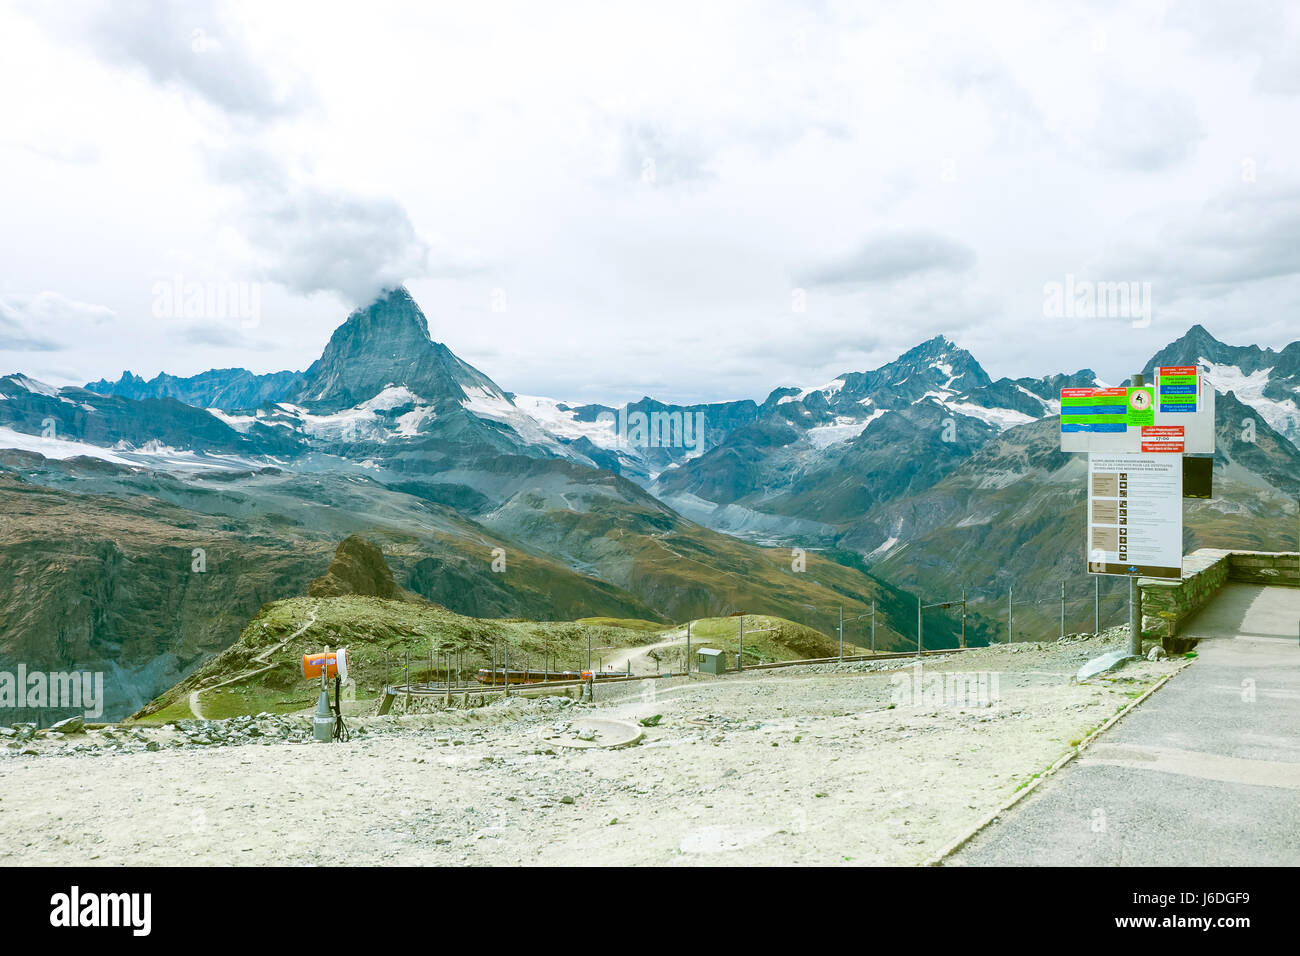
[307,535,408,601]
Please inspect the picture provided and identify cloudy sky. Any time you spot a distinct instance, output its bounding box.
[2,0,1298,405]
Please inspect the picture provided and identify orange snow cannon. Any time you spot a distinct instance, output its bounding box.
[302,648,348,682]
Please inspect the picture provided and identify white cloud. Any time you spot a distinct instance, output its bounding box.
[0,293,116,353]
[1,0,1298,400]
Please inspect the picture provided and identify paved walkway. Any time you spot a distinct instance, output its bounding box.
[950,584,1300,866]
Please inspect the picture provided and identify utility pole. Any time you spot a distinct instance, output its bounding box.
[838,605,844,662]
[503,641,510,697]
[1007,586,1013,645]
[871,599,876,653]
[586,632,592,672]
[686,619,692,676]
[916,596,922,656]
[960,588,966,648]
[738,614,744,672]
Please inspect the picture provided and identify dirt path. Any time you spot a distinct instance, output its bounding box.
[0,635,1183,866]
[190,605,318,719]
[602,628,687,675]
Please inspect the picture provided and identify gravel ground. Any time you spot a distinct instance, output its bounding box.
[0,634,1184,866]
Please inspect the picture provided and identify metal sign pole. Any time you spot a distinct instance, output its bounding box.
[1129,575,1141,656]
[1128,371,1146,657]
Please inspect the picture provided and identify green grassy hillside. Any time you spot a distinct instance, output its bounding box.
[132,595,670,723]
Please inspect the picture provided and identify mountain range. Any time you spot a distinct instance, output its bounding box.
[4,287,1298,718]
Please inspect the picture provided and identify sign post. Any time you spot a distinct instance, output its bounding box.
[1062,368,1214,655]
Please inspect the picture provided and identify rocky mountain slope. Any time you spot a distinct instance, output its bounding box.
[1143,324,1300,444]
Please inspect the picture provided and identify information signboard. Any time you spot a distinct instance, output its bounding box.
[1086,453,1183,579]
[1061,366,1215,454]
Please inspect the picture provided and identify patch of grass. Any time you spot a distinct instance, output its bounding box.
[1014,773,1041,793]
[577,617,663,632]
[684,614,840,662]
[132,697,197,726]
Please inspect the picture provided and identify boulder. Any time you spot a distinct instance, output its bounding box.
[1076,650,1139,682]
[50,716,85,735]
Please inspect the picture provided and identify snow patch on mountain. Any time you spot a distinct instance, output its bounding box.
[0,426,260,472]
[1015,384,1059,415]
[806,412,884,448]
[511,395,620,449]
[0,426,135,464]
[395,405,437,437]
[778,378,847,404]
[943,401,1037,430]
[1202,359,1300,438]
[460,385,582,456]
[6,374,60,398]
[271,387,428,442]
[207,408,257,433]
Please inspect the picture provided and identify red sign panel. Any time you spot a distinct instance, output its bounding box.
[1141,425,1185,453]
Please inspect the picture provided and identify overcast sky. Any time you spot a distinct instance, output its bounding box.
[2,0,1298,405]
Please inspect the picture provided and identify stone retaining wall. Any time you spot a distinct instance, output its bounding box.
[1227,551,1300,587]
[1140,549,1299,641]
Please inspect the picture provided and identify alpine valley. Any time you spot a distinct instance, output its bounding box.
[3,288,1298,719]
